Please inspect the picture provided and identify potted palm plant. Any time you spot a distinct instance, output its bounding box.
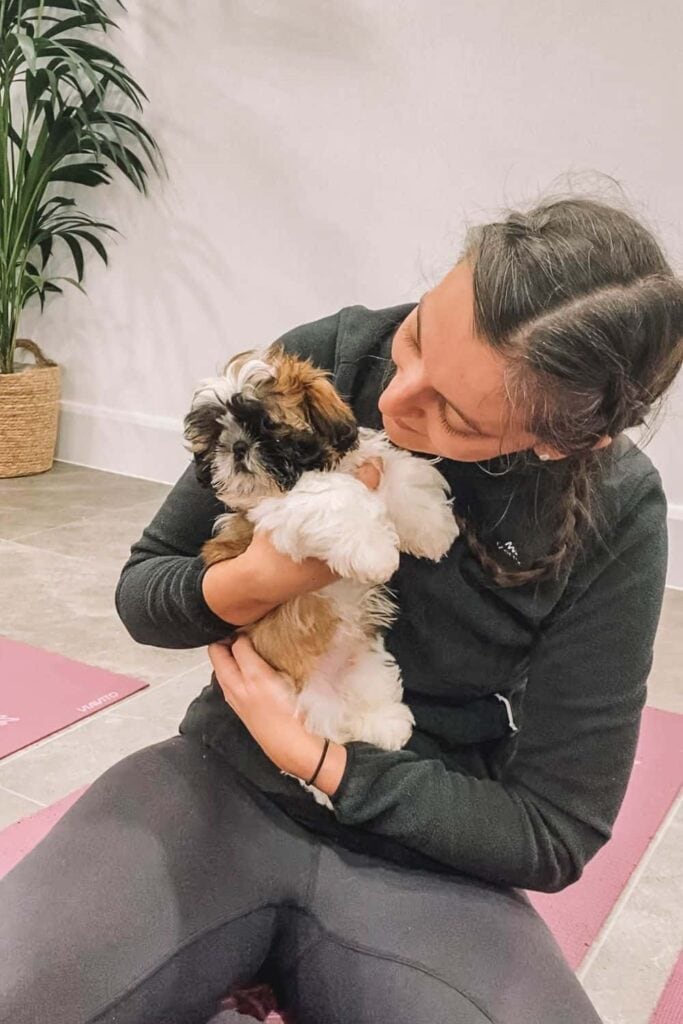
[0,0,162,477]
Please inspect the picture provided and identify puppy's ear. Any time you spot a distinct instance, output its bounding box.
[264,346,359,458]
[183,383,225,488]
[303,376,359,457]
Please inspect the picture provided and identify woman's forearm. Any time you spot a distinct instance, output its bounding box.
[201,555,281,626]
[201,536,339,627]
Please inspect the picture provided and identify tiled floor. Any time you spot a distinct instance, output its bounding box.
[0,459,681,1023]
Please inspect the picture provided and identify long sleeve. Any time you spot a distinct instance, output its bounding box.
[114,462,237,648]
[115,308,343,650]
[330,471,669,892]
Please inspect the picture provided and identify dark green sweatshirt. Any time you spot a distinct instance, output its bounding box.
[114,302,668,893]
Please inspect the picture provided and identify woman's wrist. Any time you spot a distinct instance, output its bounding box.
[287,732,347,798]
[314,739,347,797]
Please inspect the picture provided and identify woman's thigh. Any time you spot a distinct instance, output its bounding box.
[0,735,313,1024]
[276,842,602,1024]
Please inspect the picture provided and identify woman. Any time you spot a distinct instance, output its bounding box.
[2,196,681,1024]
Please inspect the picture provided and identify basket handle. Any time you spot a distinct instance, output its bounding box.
[14,339,57,368]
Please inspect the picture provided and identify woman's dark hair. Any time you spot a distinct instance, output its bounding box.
[455,193,683,587]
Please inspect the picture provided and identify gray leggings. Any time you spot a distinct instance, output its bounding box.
[0,736,601,1024]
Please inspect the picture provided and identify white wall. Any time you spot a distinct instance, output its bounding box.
[18,1,683,584]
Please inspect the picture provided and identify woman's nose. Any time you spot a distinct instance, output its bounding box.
[381,367,429,418]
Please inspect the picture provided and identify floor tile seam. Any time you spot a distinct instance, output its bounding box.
[577,789,682,981]
[2,496,169,543]
[111,662,212,719]
[0,704,176,771]
[0,536,125,568]
[0,783,48,808]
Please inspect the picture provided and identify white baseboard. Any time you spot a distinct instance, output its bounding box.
[55,400,683,586]
[56,400,188,484]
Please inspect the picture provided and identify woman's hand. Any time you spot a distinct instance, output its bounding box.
[208,636,348,796]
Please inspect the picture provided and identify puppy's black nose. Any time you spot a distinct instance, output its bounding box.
[233,440,249,460]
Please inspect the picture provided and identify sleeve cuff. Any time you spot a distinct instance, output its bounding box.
[329,740,419,822]
[194,558,239,637]
[329,740,359,805]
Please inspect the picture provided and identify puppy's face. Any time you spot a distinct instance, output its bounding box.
[183,345,359,505]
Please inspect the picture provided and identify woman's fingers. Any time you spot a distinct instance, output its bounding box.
[230,635,267,678]
[207,640,233,671]
[208,641,244,701]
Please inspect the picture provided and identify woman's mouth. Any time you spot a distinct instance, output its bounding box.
[393,416,421,435]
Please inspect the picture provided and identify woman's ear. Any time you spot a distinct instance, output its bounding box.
[533,446,566,462]
[591,435,612,451]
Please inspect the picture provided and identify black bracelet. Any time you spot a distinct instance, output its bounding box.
[306,737,330,786]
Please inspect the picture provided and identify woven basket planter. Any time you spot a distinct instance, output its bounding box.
[0,340,61,479]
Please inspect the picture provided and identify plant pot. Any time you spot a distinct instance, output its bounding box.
[0,340,61,478]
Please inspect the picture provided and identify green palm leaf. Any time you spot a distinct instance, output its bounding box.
[60,232,84,280]
[0,0,163,373]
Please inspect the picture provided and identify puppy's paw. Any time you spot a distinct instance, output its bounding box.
[354,701,415,750]
[249,472,400,583]
[334,530,400,584]
[379,454,459,561]
[403,502,459,561]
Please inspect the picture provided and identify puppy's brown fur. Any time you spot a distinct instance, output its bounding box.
[202,516,339,692]
[263,345,357,435]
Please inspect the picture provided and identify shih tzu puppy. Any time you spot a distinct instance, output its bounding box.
[183,343,458,806]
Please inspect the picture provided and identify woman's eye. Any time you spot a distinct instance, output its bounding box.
[437,401,475,439]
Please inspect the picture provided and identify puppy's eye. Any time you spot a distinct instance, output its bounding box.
[262,414,277,431]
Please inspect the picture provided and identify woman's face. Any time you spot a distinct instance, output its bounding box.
[379,260,538,462]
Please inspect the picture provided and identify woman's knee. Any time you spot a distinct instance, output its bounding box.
[292,846,602,1024]
[291,937,494,1023]
[284,926,600,1024]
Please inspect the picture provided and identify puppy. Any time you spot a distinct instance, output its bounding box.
[184,343,458,806]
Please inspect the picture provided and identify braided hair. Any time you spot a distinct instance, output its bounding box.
[455,195,683,587]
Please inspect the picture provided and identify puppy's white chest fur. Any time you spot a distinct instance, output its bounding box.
[249,429,458,584]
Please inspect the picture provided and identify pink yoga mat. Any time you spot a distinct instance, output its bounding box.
[0,786,87,879]
[528,706,683,970]
[650,952,683,1024]
[0,637,149,759]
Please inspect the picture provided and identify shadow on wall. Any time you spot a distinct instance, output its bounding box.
[18,0,404,428]
[130,0,393,314]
